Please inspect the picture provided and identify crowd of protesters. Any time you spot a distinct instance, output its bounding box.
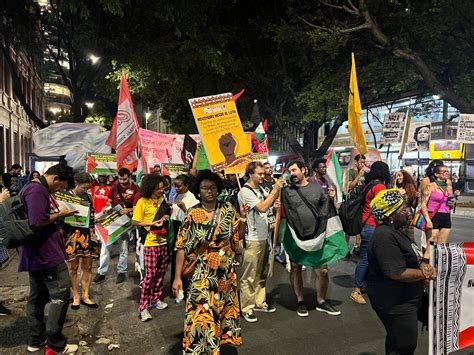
[0,154,463,354]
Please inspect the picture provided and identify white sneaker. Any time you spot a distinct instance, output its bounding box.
[140,309,153,322]
[27,345,42,352]
[152,300,168,310]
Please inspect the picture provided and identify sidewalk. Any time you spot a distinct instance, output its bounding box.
[0,247,169,354]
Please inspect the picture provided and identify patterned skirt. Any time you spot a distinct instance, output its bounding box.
[65,229,100,261]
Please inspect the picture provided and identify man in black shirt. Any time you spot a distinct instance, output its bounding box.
[281,160,341,318]
[2,164,23,196]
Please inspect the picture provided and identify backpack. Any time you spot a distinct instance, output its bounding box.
[0,182,44,249]
[339,181,375,236]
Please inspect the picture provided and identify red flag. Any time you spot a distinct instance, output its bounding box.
[106,71,139,170]
[232,89,245,102]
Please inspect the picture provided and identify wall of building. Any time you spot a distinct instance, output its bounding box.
[0,49,44,173]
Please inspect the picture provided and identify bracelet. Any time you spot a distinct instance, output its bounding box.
[240,217,247,222]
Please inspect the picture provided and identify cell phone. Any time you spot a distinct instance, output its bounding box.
[282,172,291,183]
[446,195,455,206]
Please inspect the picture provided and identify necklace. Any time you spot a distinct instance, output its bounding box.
[201,204,216,212]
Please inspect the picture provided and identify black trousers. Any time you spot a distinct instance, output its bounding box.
[373,307,418,355]
[27,262,71,351]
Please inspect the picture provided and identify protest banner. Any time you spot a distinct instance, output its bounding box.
[189,93,252,173]
[161,163,190,179]
[95,205,132,246]
[381,112,405,144]
[430,242,474,354]
[457,114,474,144]
[86,153,117,175]
[139,128,176,172]
[406,121,431,152]
[54,191,91,228]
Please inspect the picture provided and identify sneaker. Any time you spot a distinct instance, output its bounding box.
[316,301,341,316]
[27,344,44,352]
[116,273,126,284]
[0,302,12,315]
[242,311,258,323]
[151,301,168,310]
[352,245,361,256]
[44,344,78,354]
[93,274,105,283]
[350,290,367,305]
[140,309,153,322]
[297,302,309,317]
[254,302,276,313]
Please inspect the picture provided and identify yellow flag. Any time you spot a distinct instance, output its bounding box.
[348,53,368,154]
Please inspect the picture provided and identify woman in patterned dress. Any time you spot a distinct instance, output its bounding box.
[65,172,99,310]
[172,170,247,354]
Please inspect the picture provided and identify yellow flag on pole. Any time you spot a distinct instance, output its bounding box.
[348,53,368,154]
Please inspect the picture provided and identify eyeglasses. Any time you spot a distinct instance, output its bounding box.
[200,185,218,192]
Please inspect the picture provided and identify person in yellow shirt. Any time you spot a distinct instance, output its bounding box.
[132,174,171,322]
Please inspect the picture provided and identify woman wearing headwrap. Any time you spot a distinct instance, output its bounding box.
[367,189,437,355]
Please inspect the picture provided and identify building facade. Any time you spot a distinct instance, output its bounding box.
[0,48,45,173]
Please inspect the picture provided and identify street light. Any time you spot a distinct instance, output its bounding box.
[89,54,100,65]
[145,112,152,130]
[85,102,94,109]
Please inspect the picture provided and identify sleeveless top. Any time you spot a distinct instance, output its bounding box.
[427,188,450,214]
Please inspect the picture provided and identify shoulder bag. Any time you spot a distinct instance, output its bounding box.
[411,188,445,231]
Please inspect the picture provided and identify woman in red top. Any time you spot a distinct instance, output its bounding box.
[351,161,391,305]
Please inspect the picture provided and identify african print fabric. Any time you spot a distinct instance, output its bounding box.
[176,202,242,354]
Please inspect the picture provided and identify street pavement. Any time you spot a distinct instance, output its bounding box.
[0,216,473,355]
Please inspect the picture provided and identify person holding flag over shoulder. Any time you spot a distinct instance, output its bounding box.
[280,160,348,317]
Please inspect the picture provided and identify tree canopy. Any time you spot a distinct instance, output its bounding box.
[3,0,474,160]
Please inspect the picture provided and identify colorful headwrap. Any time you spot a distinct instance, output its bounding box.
[370,188,404,221]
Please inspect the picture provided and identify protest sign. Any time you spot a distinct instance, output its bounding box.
[430,142,464,160]
[189,93,252,173]
[457,114,474,143]
[54,191,91,228]
[381,112,405,144]
[139,129,176,172]
[406,122,431,152]
[86,153,117,175]
[95,205,132,246]
[161,163,190,178]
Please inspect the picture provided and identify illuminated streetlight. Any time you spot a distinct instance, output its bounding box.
[85,102,94,109]
[89,54,100,65]
[145,112,152,130]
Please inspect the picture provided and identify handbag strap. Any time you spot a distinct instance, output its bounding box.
[295,186,319,221]
[195,203,222,255]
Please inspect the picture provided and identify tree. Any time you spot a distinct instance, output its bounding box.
[293,0,474,113]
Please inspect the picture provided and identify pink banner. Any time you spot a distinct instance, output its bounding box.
[139,129,176,171]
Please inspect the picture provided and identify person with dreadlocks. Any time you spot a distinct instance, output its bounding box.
[367,188,437,355]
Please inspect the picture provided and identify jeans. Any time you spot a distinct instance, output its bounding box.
[97,236,128,275]
[354,224,376,288]
[373,307,418,355]
[27,263,71,351]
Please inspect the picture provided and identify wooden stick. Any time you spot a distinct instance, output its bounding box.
[268,197,282,278]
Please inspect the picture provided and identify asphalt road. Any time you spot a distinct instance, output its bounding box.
[0,216,473,354]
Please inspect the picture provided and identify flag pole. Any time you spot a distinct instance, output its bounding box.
[268,198,281,278]
[428,241,435,355]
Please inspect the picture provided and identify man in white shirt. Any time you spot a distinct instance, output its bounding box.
[238,162,284,322]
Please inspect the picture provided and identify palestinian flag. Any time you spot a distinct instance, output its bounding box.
[253,120,269,153]
[280,200,348,268]
[432,242,474,354]
[326,149,343,203]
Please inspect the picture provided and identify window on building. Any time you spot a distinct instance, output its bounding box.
[5,128,11,168]
[13,131,19,165]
